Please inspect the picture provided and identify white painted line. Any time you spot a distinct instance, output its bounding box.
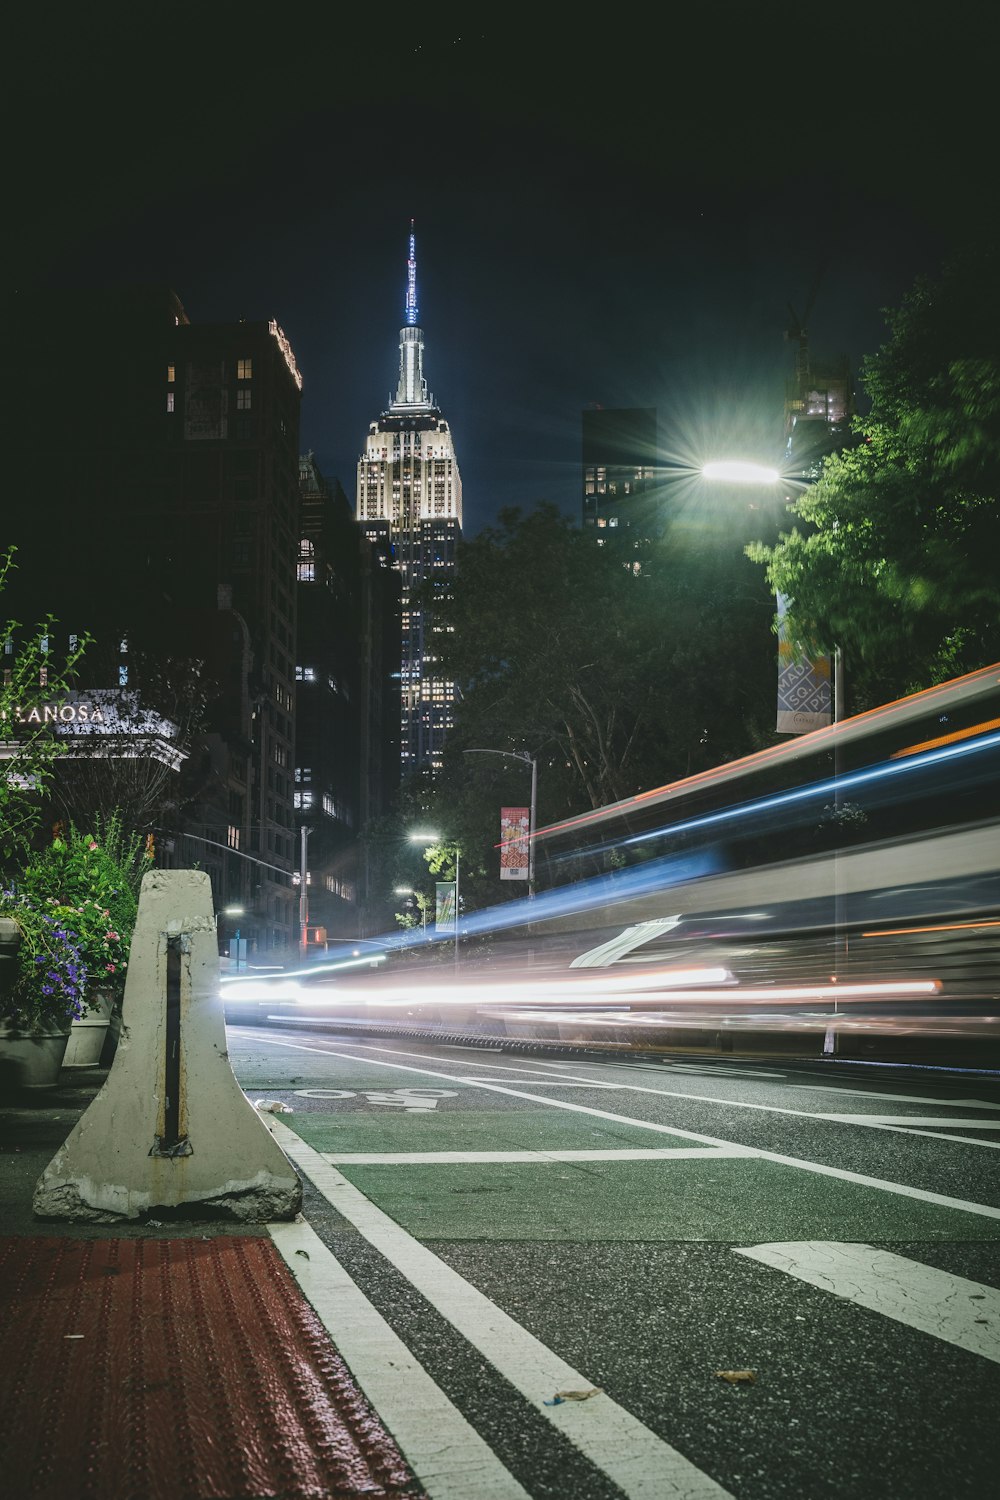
[244,1034,1000,1221]
[268,1217,531,1499]
[735,1241,1000,1364]
[328,1147,743,1164]
[843,1126,1000,1150]
[745,1147,1000,1220]
[270,1121,734,1500]
[791,1086,1000,1109]
[818,1115,1000,1129]
[452,1078,624,1087]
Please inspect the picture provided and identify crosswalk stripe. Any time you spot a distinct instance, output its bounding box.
[269,1118,735,1500]
[269,1219,531,1499]
[735,1241,1000,1363]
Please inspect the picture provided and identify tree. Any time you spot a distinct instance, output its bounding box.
[420,504,778,895]
[0,547,91,866]
[749,239,1000,708]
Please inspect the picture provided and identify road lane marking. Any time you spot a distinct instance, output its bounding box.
[791,1086,1000,1109]
[268,1218,531,1500]
[238,1034,1000,1221]
[269,1120,735,1500]
[451,1079,625,1087]
[735,1241,1000,1364]
[817,1115,1000,1128]
[835,1125,1000,1150]
[326,1147,745,1164]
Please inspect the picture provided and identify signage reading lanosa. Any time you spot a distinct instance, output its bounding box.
[1,702,105,724]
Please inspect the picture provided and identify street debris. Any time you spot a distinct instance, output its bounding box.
[295,1249,310,1260]
[544,1387,602,1405]
[253,1099,294,1114]
[716,1370,756,1383]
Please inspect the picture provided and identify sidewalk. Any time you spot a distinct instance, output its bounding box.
[0,1061,429,1500]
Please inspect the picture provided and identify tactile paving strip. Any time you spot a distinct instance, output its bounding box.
[0,1235,428,1499]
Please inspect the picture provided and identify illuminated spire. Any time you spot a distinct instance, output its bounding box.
[392,218,431,409]
[405,218,418,327]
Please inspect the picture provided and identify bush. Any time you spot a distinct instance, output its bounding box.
[18,812,151,1010]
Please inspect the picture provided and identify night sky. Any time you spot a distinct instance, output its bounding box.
[6,8,994,538]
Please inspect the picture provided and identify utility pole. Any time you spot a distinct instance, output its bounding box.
[464,748,538,898]
[299,824,310,961]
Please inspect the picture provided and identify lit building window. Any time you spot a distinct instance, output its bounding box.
[167,364,175,383]
[294,791,314,809]
[227,825,240,850]
[237,358,253,379]
[119,666,129,686]
[295,666,316,682]
[166,392,174,412]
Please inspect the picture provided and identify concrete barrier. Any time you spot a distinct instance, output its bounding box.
[33,869,302,1222]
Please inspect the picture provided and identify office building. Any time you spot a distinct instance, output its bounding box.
[5,285,304,958]
[295,453,400,944]
[582,407,660,530]
[356,224,463,774]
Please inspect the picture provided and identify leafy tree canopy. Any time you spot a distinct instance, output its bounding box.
[749,239,1000,708]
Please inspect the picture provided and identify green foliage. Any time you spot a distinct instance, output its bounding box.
[749,239,1000,707]
[17,811,152,1007]
[0,887,88,1029]
[0,546,92,864]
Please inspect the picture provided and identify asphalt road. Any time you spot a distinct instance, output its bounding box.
[219,1027,1000,1500]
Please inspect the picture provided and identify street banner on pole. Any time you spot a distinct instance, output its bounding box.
[435,881,456,931]
[775,592,831,734]
[499,806,530,880]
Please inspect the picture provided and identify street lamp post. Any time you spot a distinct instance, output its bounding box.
[299,824,311,961]
[701,458,845,1051]
[409,831,460,969]
[463,748,538,898]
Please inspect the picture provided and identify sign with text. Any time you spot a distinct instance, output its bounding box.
[435,881,456,931]
[775,592,831,734]
[499,806,530,880]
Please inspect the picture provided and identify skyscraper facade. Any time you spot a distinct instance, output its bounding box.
[356,225,463,774]
[6,285,304,957]
[582,407,659,531]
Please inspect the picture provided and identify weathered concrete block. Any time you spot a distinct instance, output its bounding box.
[34,869,302,1222]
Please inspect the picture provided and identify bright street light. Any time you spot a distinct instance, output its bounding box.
[701,460,781,485]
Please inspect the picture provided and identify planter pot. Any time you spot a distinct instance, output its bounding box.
[0,1017,72,1090]
[63,991,116,1069]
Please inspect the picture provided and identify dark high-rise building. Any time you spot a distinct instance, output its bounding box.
[582,407,660,531]
[5,285,304,958]
[356,224,462,776]
[294,454,400,945]
[783,322,854,476]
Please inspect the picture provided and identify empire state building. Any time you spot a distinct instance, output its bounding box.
[357,223,463,774]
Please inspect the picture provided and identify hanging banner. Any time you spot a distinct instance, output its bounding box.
[499,806,530,880]
[775,592,831,734]
[435,881,456,931]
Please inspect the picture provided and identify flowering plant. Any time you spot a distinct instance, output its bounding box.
[17,813,148,1011]
[0,886,88,1028]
